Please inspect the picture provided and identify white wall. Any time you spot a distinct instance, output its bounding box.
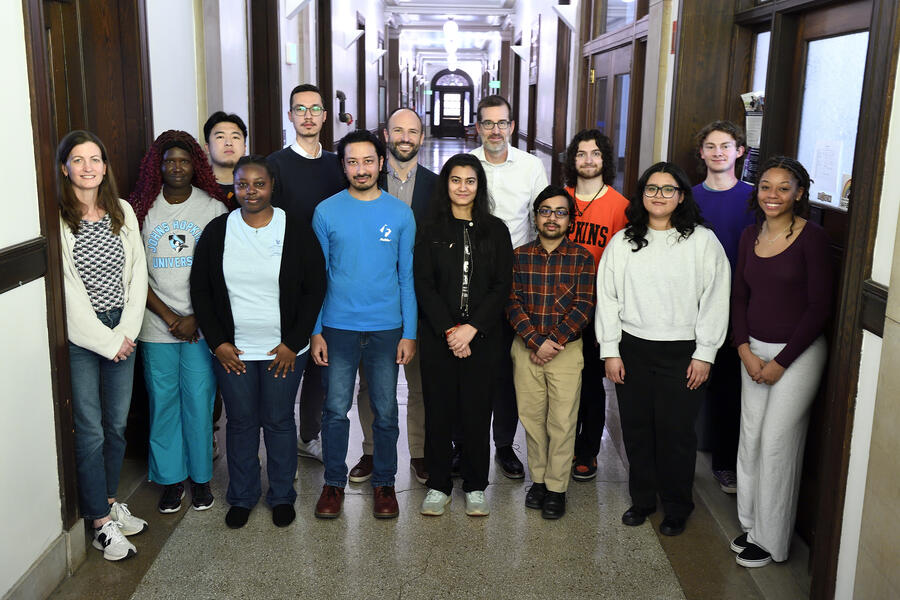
[147,0,202,137]
[0,3,63,595]
[279,0,317,148]
[330,0,385,141]
[219,0,250,127]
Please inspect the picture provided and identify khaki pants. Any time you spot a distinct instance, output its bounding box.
[358,351,425,458]
[511,336,583,493]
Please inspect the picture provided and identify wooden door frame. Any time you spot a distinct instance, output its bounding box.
[356,12,366,130]
[511,34,522,148]
[248,0,282,154]
[316,0,334,150]
[551,17,571,184]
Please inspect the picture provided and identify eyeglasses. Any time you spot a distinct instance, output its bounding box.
[291,104,324,116]
[536,207,570,218]
[479,120,510,130]
[643,184,681,198]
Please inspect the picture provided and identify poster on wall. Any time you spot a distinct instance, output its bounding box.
[529,16,540,86]
[740,91,764,184]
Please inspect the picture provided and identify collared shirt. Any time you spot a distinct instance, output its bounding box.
[386,161,418,207]
[471,144,549,249]
[290,140,323,159]
[506,237,595,351]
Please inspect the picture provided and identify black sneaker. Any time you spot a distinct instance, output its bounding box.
[494,445,525,479]
[525,482,546,509]
[736,543,772,568]
[730,532,749,553]
[158,482,185,513]
[191,481,215,511]
[572,456,598,481]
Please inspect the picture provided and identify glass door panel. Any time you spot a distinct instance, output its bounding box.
[611,73,631,192]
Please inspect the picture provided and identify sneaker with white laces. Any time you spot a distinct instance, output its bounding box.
[465,490,490,516]
[420,488,451,516]
[297,436,323,463]
[108,502,148,536]
[92,520,136,561]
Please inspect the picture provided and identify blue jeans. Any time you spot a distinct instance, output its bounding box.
[142,341,216,485]
[321,327,401,488]
[68,308,135,520]
[214,354,306,508]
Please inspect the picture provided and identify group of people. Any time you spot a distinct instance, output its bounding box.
[56,85,831,571]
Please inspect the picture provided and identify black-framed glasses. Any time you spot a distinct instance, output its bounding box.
[536,207,570,218]
[479,120,510,130]
[643,184,681,198]
[291,104,324,116]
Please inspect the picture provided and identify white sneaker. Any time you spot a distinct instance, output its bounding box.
[108,502,148,536]
[297,436,323,463]
[465,491,490,516]
[420,489,451,516]
[92,520,137,561]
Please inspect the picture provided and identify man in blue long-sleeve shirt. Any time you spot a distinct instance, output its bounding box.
[309,129,417,520]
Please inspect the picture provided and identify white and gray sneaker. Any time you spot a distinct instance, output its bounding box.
[465,491,490,516]
[420,489,451,516]
[297,435,323,463]
[92,520,137,561]
[108,502,148,536]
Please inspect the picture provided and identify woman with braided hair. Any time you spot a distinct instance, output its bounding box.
[128,130,231,514]
[729,156,833,567]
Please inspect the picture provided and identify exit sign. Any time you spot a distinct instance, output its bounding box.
[488,80,501,89]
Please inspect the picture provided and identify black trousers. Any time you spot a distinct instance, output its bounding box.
[616,333,705,519]
[574,321,606,460]
[491,322,519,448]
[421,332,499,494]
[706,344,741,471]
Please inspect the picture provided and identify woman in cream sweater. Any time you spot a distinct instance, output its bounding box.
[57,130,148,561]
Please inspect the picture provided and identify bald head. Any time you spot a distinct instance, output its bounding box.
[384,107,424,164]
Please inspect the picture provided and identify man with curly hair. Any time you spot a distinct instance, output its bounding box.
[563,129,629,482]
[127,130,230,514]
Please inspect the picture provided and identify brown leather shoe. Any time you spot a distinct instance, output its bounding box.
[373,485,399,519]
[314,485,344,519]
[349,454,374,483]
[410,457,428,484]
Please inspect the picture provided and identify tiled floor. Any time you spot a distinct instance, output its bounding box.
[49,136,812,600]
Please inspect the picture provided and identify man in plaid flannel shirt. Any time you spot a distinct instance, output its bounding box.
[506,184,595,520]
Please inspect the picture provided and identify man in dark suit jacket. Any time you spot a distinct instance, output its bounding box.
[349,107,437,486]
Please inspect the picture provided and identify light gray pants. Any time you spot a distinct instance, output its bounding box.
[736,335,826,562]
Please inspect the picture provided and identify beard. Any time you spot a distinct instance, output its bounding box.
[538,224,567,240]
[388,141,419,163]
[576,164,602,180]
[349,175,378,192]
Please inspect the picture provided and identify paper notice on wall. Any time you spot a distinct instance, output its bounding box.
[812,140,841,207]
[745,114,763,148]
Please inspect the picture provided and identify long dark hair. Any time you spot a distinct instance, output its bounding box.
[431,153,494,224]
[56,130,124,235]
[750,156,811,242]
[564,129,616,188]
[128,130,229,229]
[624,161,703,251]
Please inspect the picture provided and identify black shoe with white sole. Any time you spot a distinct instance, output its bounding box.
[730,532,749,553]
[736,543,772,568]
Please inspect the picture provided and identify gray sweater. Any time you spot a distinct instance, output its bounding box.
[595,225,730,362]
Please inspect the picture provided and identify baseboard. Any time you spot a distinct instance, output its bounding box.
[3,520,87,600]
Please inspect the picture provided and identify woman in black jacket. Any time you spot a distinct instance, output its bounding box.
[414,153,513,517]
[190,155,325,529]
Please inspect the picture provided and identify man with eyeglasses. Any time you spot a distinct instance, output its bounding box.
[692,120,755,497]
[563,129,629,483]
[268,83,345,465]
[471,94,548,479]
[506,185,594,519]
[346,107,437,486]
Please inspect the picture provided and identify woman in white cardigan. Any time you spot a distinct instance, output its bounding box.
[596,161,730,537]
[57,130,148,562]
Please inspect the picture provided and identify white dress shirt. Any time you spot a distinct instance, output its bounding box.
[290,140,323,159]
[471,145,549,249]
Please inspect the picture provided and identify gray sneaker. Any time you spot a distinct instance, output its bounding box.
[465,491,490,516]
[92,521,136,561]
[108,502,147,536]
[420,489,451,516]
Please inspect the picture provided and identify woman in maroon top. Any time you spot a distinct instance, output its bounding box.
[730,156,832,568]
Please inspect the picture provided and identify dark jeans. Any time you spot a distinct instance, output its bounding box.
[215,354,306,508]
[321,327,401,488]
[421,332,498,495]
[69,308,135,520]
[574,322,606,460]
[706,344,742,471]
[616,333,705,519]
[298,360,325,442]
